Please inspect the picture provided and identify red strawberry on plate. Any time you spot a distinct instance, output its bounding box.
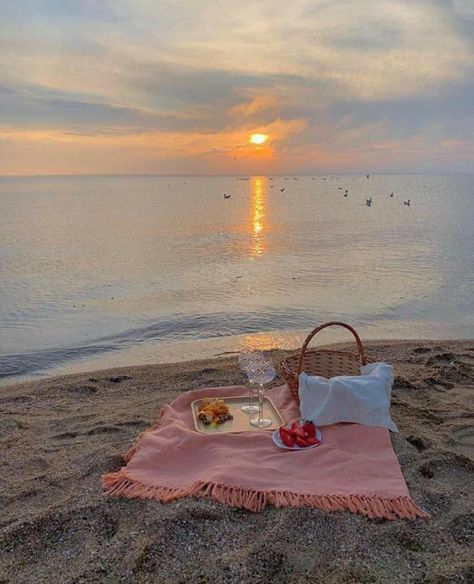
[273,421,322,450]
[279,426,295,448]
[295,435,311,448]
[302,420,316,438]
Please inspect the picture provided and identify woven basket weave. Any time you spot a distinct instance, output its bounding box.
[280,321,372,406]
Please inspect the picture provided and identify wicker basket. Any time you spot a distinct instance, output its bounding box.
[280,321,372,406]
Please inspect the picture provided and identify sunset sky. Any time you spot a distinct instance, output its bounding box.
[0,0,473,175]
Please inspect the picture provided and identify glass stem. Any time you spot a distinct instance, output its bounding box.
[249,383,254,409]
[258,384,264,422]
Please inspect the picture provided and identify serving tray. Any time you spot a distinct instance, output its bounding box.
[191,396,285,434]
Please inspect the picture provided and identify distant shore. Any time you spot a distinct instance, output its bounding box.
[1,339,473,582]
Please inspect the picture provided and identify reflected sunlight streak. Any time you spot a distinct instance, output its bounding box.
[249,176,267,257]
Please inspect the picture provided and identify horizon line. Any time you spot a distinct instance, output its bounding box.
[1,171,473,179]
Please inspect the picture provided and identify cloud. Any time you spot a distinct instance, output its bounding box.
[0,0,473,174]
[0,82,202,132]
[230,95,279,117]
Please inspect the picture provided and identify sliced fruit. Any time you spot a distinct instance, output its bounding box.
[295,436,311,448]
[302,421,316,438]
[279,427,296,447]
[294,426,310,439]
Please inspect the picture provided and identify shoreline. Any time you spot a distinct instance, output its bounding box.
[2,320,474,388]
[1,339,473,582]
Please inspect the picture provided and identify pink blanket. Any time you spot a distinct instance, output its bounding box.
[102,385,428,520]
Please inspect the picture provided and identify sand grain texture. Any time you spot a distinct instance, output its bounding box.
[1,340,473,583]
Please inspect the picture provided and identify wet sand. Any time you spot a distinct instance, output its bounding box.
[1,340,473,583]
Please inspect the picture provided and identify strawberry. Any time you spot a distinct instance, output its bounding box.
[279,427,295,447]
[294,426,310,439]
[302,420,316,438]
[306,436,320,446]
[295,435,311,448]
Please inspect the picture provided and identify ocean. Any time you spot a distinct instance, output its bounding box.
[1,174,473,384]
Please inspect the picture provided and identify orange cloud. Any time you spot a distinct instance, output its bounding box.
[230,95,279,117]
[0,116,306,158]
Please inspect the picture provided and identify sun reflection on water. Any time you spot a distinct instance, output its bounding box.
[250,176,267,257]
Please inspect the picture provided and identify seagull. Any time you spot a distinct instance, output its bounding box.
[280,188,285,192]
[224,194,231,199]
[403,199,411,206]
[366,174,370,179]
[344,189,348,197]
[366,197,373,207]
[390,192,394,197]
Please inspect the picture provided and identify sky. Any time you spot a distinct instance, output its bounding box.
[0,0,473,175]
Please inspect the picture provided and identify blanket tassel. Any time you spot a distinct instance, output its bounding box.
[102,471,429,520]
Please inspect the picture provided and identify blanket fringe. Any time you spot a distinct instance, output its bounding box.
[102,471,429,520]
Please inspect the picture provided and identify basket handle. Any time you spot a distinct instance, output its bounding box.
[296,321,367,376]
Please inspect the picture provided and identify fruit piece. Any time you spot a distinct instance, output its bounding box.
[290,421,299,433]
[295,436,311,448]
[302,421,316,438]
[294,426,310,439]
[279,427,295,447]
[306,436,320,446]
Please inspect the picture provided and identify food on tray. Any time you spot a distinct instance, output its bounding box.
[278,419,320,448]
[197,398,233,425]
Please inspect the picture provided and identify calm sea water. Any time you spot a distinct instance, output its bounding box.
[1,174,473,384]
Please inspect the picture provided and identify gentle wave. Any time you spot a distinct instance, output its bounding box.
[0,307,365,378]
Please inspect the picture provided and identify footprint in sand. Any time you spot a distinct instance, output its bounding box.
[53,425,123,441]
[25,457,50,473]
[418,453,473,487]
[0,395,33,404]
[406,435,431,451]
[0,418,27,438]
[451,426,474,447]
[422,376,454,390]
[426,352,474,368]
[69,384,98,395]
[448,513,474,545]
[108,375,132,383]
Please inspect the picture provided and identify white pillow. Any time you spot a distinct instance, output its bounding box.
[298,362,398,432]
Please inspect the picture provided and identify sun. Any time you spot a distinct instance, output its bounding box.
[249,133,268,145]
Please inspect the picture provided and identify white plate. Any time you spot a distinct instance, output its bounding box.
[272,426,322,450]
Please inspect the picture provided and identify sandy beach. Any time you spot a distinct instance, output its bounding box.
[1,339,473,583]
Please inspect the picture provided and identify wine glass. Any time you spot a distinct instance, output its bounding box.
[249,361,276,428]
[238,351,265,414]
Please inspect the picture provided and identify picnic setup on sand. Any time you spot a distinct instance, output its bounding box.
[102,322,429,520]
